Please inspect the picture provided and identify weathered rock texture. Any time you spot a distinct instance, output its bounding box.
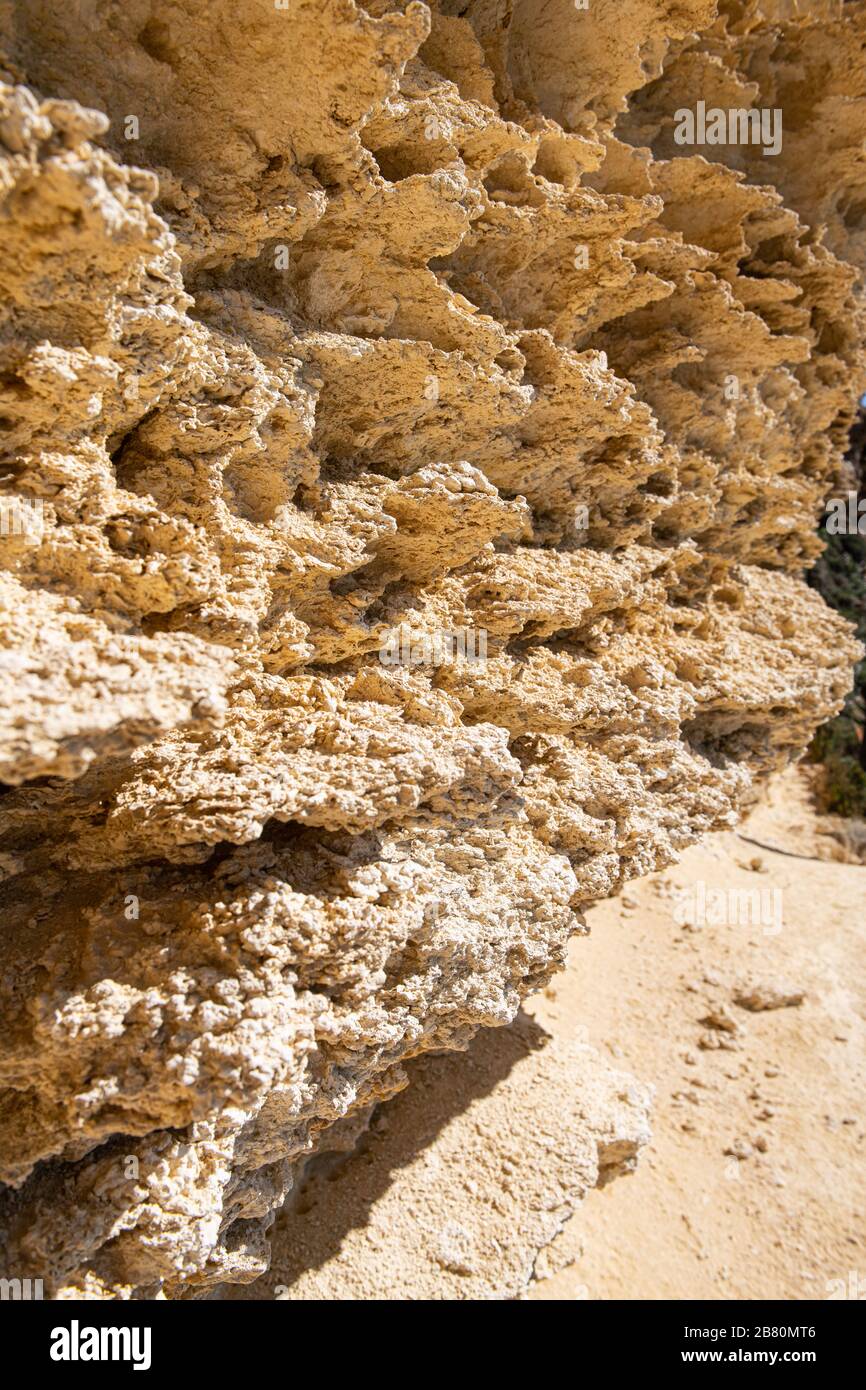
[0,0,863,1297]
[223,1014,653,1301]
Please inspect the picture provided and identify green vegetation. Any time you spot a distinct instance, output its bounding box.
[807,411,866,816]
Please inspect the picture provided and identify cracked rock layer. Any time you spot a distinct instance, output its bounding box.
[0,0,863,1297]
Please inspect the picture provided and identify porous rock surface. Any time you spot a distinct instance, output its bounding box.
[224,1014,653,1301]
[0,0,863,1297]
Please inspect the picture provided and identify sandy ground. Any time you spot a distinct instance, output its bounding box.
[224,765,865,1301]
[222,1012,652,1301]
[527,766,866,1300]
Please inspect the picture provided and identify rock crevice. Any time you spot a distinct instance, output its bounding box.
[0,0,863,1297]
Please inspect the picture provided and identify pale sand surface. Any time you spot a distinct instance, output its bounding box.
[224,766,865,1300]
[528,766,866,1300]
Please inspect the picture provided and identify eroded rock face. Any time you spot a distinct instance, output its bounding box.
[223,1013,654,1302]
[0,0,862,1297]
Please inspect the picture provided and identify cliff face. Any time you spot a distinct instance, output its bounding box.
[0,0,863,1297]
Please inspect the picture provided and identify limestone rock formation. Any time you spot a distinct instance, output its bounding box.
[0,0,863,1298]
[224,1014,653,1301]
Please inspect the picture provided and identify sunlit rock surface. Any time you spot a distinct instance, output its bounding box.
[0,0,863,1297]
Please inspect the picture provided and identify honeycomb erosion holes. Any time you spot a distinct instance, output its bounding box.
[0,0,864,1298]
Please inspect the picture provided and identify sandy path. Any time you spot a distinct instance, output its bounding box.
[527,767,866,1300]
